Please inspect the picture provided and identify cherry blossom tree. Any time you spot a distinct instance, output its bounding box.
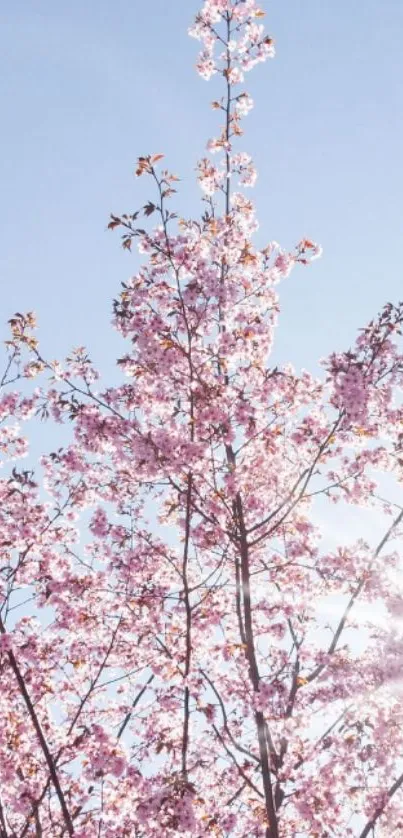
[2,1,403,836]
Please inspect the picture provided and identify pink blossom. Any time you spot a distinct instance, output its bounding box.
[0,634,13,653]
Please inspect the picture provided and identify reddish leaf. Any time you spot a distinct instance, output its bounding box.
[107,215,121,230]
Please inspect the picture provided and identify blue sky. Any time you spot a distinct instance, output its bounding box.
[1,0,402,380]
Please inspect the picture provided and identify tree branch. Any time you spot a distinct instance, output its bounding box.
[0,616,74,836]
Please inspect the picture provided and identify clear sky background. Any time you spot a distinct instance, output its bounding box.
[1,0,402,381]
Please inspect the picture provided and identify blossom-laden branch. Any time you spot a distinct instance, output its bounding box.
[1,1,403,836]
